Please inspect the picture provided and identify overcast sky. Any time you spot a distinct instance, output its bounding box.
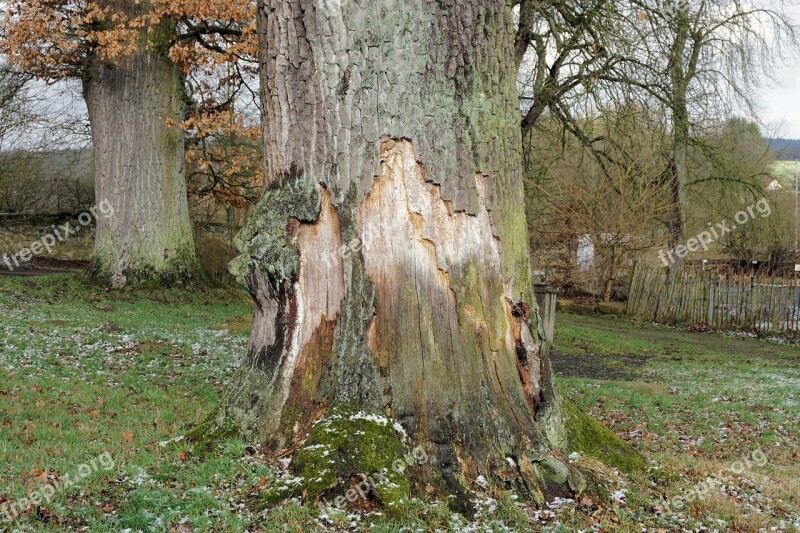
[8,4,800,146]
[762,63,800,138]
[758,3,800,139]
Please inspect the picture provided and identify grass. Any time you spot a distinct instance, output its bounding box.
[555,312,799,531]
[0,274,797,531]
[772,160,800,186]
[0,274,261,531]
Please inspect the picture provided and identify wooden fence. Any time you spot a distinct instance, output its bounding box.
[628,263,800,336]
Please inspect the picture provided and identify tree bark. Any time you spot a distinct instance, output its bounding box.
[84,24,205,288]
[665,8,697,267]
[205,0,639,511]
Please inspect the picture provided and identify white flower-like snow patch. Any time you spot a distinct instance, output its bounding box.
[611,488,627,505]
[348,412,390,425]
[392,420,408,438]
[158,435,185,447]
[568,452,580,462]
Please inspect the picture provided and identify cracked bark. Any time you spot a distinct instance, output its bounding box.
[210,0,617,509]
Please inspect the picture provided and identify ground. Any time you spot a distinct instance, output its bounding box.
[0,273,797,531]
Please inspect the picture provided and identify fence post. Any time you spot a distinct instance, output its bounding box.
[707,274,715,325]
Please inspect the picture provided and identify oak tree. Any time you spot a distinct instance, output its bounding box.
[194,0,643,512]
[0,0,256,287]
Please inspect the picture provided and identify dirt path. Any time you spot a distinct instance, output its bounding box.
[0,269,73,277]
[0,259,87,277]
[550,352,653,381]
[550,312,800,382]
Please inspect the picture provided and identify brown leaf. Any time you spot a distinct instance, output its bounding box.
[27,470,49,484]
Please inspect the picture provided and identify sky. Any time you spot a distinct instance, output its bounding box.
[758,3,800,139]
[762,63,800,138]
[7,3,800,145]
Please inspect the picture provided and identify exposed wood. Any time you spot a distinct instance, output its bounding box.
[206,0,629,508]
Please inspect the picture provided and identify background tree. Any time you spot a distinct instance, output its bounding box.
[0,66,39,213]
[185,62,263,216]
[622,0,799,253]
[514,0,627,140]
[517,0,799,286]
[527,106,674,300]
[0,0,256,287]
[687,118,791,264]
[0,66,92,215]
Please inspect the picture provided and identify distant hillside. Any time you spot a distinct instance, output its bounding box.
[767,138,800,160]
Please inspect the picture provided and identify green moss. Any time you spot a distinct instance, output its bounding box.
[184,410,239,457]
[596,302,627,316]
[556,300,598,315]
[262,405,412,511]
[229,179,321,285]
[562,399,646,474]
[88,242,211,289]
[210,314,253,336]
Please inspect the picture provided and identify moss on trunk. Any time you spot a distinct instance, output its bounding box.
[88,243,209,289]
[260,405,413,511]
[561,399,646,475]
[84,17,206,289]
[192,0,647,515]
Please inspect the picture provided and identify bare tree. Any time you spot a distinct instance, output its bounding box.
[0,69,93,215]
[528,106,674,299]
[515,0,625,139]
[0,66,45,214]
[614,0,800,252]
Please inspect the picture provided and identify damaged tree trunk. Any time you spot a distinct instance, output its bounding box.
[205,0,641,511]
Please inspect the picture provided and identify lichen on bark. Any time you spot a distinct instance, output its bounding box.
[228,177,322,286]
[194,0,647,514]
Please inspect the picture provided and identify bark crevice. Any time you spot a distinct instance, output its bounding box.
[84,31,205,288]
[198,0,645,512]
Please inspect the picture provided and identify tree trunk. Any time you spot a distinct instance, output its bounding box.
[667,103,689,267]
[602,247,620,302]
[666,9,693,268]
[204,0,640,511]
[84,34,205,289]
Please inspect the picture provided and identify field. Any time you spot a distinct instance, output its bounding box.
[771,161,799,186]
[0,273,797,531]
